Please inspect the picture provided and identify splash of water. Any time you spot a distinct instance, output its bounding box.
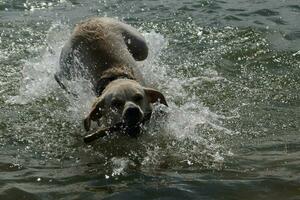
[6,22,70,105]
[6,22,234,174]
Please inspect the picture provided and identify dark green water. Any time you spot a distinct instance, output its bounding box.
[0,0,299,199]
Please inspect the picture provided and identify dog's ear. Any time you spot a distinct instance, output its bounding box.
[84,97,105,131]
[144,87,168,107]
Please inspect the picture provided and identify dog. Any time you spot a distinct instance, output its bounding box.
[54,17,168,135]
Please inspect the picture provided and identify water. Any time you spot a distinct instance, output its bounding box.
[0,0,299,199]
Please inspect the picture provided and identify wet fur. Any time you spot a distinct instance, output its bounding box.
[55,17,167,133]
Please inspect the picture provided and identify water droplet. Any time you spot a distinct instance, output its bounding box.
[187,160,193,165]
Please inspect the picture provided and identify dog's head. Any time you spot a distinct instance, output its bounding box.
[84,79,167,131]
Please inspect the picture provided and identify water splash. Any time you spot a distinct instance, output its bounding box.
[6,22,70,105]
[138,31,234,169]
[5,22,234,173]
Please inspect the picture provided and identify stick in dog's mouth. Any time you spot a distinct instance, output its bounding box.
[83,113,152,143]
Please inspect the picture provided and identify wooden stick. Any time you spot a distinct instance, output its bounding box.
[83,113,151,144]
[83,122,123,143]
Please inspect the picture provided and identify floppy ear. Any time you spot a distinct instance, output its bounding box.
[84,97,105,131]
[144,87,168,107]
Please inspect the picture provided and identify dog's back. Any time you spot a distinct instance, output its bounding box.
[55,17,148,95]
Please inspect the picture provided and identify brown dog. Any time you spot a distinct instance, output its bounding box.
[54,17,168,135]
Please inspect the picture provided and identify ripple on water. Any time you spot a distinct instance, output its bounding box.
[0,187,39,200]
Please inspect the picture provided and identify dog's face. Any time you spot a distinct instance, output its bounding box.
[84,79,167,131]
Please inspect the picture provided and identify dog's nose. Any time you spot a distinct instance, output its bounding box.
[122,103,143,126]
[125,106,140,116]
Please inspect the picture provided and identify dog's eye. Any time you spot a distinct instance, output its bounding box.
[111,99,124,109]
[133,94,143,102]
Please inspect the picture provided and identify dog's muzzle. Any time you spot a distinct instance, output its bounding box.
[122,102,144,126]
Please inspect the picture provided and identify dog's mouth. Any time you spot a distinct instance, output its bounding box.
[122,115,143,127]
[122,105,144,126]
[83,112,152,143]
[122,111,151,136]
[121,114,145,137]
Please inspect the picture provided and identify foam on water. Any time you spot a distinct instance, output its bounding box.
[6,22,234,176]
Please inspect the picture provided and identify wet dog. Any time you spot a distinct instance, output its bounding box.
[54,17,168,136]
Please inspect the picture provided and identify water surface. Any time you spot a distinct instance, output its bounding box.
[0,0,299,199]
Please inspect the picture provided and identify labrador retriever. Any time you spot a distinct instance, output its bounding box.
[54,17,168,136]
